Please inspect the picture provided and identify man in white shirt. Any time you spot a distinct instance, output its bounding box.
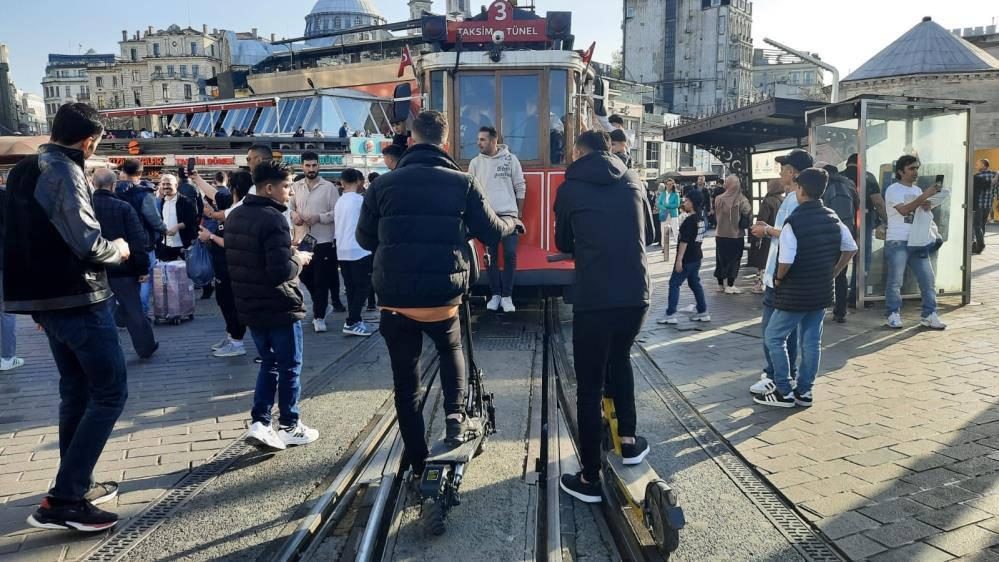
[289,151,343,332]
[468,126,526,313]
[883,155,945,330]
[157,174,196,262]
[333,168,374,337]
[754,168,857,409]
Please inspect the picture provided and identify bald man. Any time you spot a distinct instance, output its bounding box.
[92,169,158,358]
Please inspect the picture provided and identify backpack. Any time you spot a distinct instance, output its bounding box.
[822,174,858,234]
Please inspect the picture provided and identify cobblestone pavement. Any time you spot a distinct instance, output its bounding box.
[639,226,999,561]
[0,296,373,561]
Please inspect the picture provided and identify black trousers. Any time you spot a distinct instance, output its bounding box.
[109,276,157,358]
[573,306,647,482]
[340,256,373,325]
[300,242,342,317]
[714,236,744,286]
[834,268,849,319]
[973,205,990,253]
[214,276,246,340]
[380,311,465,472]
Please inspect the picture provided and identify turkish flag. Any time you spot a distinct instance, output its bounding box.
[581,42,596,66]
[398,45,413,78]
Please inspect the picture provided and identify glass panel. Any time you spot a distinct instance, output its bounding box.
[501,74,540,161]
[548,70,567,165]
[319,97,345,134]
[430,71,444,112]
[221,109,246,133]
[255,106,276,134]
[862,103,969,298]
[277,99,295,132]
[458,75,496,160]
[337,97,374,132]
[239,108,256,131]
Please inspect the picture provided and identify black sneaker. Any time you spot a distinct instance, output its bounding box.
[794,390,813,407]
[445,414,477,446]
[559,472,602,504]
[83,482,119,506]
[254,356,262,364]
[753,389,796,408]
[621,436,650,465]
[26,498,118,532]
[332,302,347,313]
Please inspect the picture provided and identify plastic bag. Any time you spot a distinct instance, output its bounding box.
[185,240,214,286]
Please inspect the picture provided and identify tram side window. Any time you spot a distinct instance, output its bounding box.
[501,75,540,161]
[459,75,496,160]
[429,71,444,112]
[549,70,568,165]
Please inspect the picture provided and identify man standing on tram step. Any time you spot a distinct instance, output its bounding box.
[4,103,131,532]
[554,130,657,504]
[469,126,526,313]
[357,110,524,476]
[609,128,632,169]
[227,160,318,451]
[116,158,168,316]
[754,168,857,409]
[290,150,344,332]
[92,169,158,359]
[748,148,812,397]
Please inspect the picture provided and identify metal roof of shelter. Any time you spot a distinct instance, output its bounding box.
[843,16,999,82]
[662,97,827,149]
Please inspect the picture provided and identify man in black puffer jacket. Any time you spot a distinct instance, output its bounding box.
[553,130,656,505]
[357,110,522,475]
[225,160,317,452]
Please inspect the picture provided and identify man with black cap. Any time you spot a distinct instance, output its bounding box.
[754,168,857,408]
[748,149,812,397]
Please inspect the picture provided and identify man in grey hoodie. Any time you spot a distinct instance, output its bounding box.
[469,126,526,313]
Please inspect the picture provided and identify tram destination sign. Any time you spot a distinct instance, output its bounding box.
[447,0,549,43]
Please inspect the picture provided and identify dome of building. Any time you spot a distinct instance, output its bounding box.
[304,0,389,47]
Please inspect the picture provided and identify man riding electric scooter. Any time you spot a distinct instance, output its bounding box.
[356,110,524,482]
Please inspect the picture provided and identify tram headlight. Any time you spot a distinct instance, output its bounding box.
[491,30,505,45]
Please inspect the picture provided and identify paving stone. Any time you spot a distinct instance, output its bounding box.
[941,443,999,461]
[752,453,816,473]
[864,517,942,548]
[910,485,983,509]
[767,469,817,488]
[981,518,999,534]
[847,447,909,467]
[834,532,887,560]
[801,491,872,518]
[893,439,949,457]
[855,479,922,501]
[960,476,999,496]
[868,541,954,561]
[918,504,993,532]
[966,495,999,516]
[801,473,871,496]
[860,497,934,524]
[124,442,191,458]
[950,457,999,477]
[803,458,862,479]
[816,510,881,539]
[903,467,968,490]
[925,524,999,557]
[953,548,999,562]
[895,453,957,472]
[849,463,915,484]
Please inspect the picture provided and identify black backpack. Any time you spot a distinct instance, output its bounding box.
[822,174,859,235]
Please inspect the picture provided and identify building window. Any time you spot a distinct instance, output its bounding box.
[154,65,162,78]
[133,89,142,106]
[334,16,341,28]
[789,71,800,84]
[97,95,105,109]
[210,44,215,57]
[153,43,160,57]
[645,142,661,168]
[192,64,200,77]
[180,65,188,77]
[167,65,175,77]
[112,76,118,87]
[132,70,140,81]
[130,48,138,61]
[184,84,193,100]
[162,84,169,100]
[96,77,103,88]
[355,16,362,26]
[190,41,198,55]
[65,86,71,97]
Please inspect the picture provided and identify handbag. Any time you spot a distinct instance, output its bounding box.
[185,240,215,286]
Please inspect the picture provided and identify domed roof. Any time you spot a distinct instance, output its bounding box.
[309,0,383,16]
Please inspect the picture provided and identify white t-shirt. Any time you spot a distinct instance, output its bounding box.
[884,182,923,241]
[778,222,858,264]
[333,192,371,262]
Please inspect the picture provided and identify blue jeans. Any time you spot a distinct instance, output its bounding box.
[249,322,304,427]
[33,301,128,501]
[666,260,707,315]
[765,308,824,396]
[762,287,798,379]
[884,240,937,317]
[140,250,156,316]
[487,233,519,297]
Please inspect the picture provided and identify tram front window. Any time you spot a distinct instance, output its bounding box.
[549,70,568,165]
[459,75,496,160]
[501,75,540,161]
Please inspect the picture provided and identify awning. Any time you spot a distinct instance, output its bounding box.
[663,97,827,149]
[100,97,279,119]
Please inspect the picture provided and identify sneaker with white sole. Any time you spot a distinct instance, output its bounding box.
[794,390,813,407]
[83,482,118,506]
[211,335,230,351]
[725,286,744,295]
[213,340,246,357]
[715,284,727,293]
[245,421,286,451]
[26,498,117,532]
[500,297,516,312]
[689,312,711,322]
[313,319,327,333]
[749,375,776,395]
[621,436,650,465]
[657,314,678,325]
[343,321,374,337]
[486,295,502,311]
[681,304,696,313]
[920,313,946,330]
[560,472,602,504]
[753,390,796,408]
[0,357,24,371]
[886,312,903,329]
[278,423,319,446]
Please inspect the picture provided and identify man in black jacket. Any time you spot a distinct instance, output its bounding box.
[92,169,157,358]
[357,110,522,475]
[3,103,130,532]
[554,130,656,504]
[754,168,857,409]
[155,174,197,261]
[226,160,317,452]
[116,158,167,315]
[817,162,859,323]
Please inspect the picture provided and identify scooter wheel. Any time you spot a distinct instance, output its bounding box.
[645,481,683,555]
[423,499,447,537]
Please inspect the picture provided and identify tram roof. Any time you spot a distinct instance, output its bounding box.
[662,97,827,149]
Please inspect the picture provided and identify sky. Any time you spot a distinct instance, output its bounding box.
[2,0,994,98]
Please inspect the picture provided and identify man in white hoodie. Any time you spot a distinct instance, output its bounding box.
[469,126,526,312]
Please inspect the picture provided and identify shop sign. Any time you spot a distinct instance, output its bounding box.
[107,155,168,168]
[282,154,345,167]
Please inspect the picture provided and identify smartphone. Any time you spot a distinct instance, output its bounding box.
[934,174,944,186]
[186,157,196,174]
[298,234,317,253]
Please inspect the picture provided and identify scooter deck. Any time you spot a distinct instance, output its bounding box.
[605,451,662,506]
[425,417,487,464]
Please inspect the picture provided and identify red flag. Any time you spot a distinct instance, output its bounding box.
[581,42,596,66]
[398,45,413,78]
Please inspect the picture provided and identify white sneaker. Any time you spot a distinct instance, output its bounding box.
[749,375,776,395]
[725,286,743,295]
[681,304,696,313]
[920,312,946,330]
[211,335,230,351]
[0,357,24,372]
[715,284,727,293]
[500,297,516,313]
[213,340,246,357]
[343,321,375,337]
[245,421,286,451]
[657,314,678,325]
[886,312,903,329]
[486,295,502,311]
[689,312,711,322]
[278,423,319,446]
[313,318,327,333]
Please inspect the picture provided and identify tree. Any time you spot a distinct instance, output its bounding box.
[610,48,624,79]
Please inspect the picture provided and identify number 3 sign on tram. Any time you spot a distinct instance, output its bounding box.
[447,0,550,43]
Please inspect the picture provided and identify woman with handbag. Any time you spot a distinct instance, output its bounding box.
[656,180,681,261]
[713,175,752,294]
[748,179,784,294]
